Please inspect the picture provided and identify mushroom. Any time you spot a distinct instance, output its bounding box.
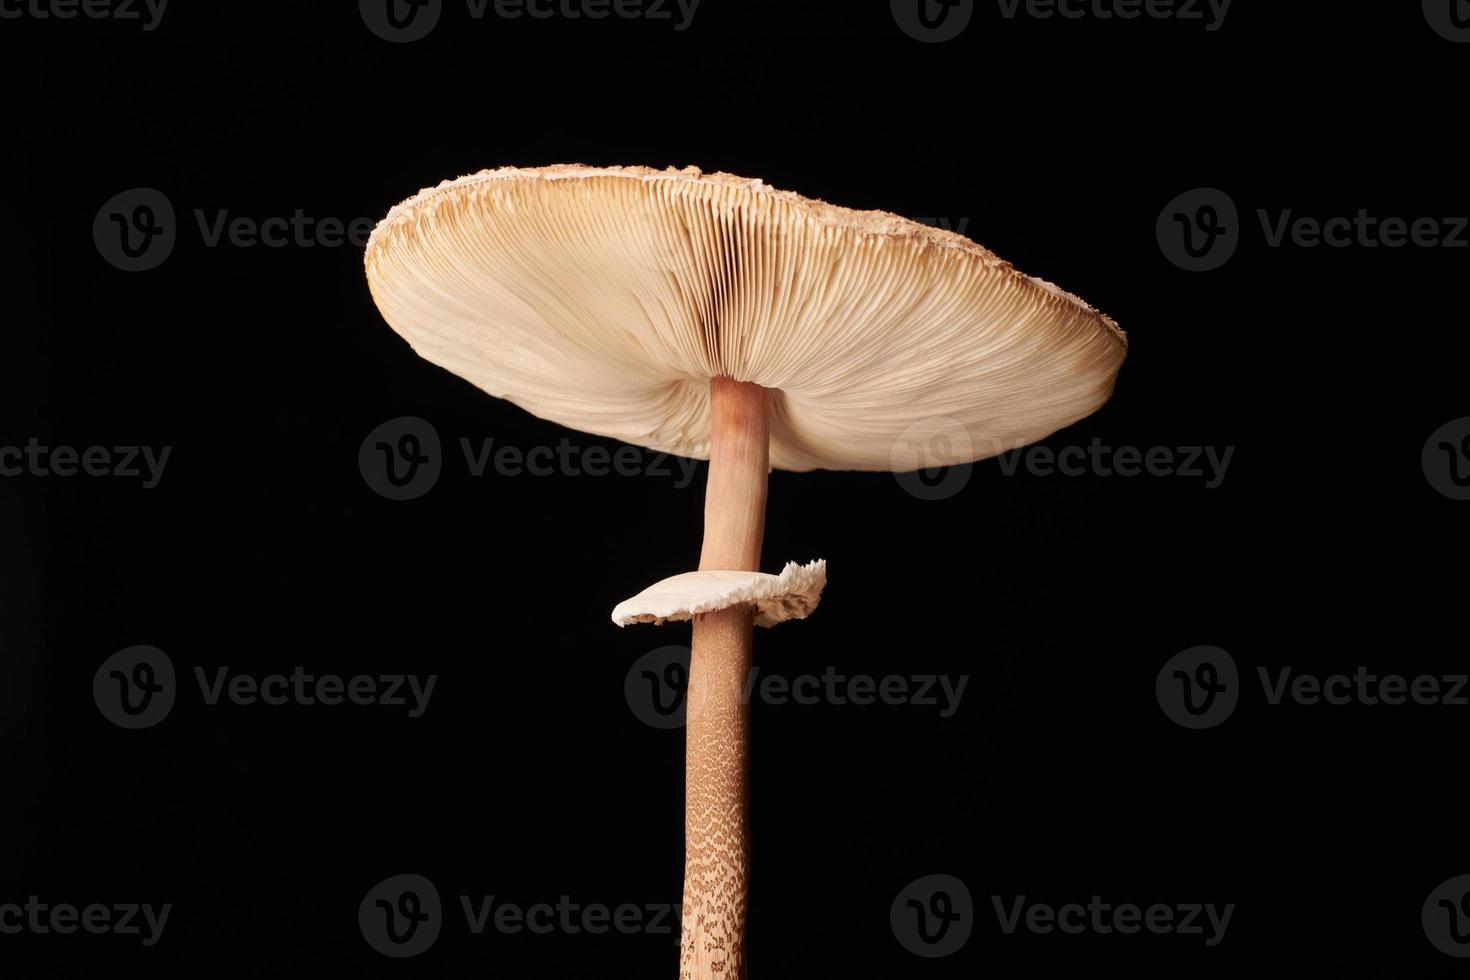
[364,164,1126,978]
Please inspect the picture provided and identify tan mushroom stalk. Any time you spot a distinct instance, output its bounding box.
[364,165,1126,979]
[681,377,765,977]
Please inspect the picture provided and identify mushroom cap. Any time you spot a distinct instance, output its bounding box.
[365,165,1125,472]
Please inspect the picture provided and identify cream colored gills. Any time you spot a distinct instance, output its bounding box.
[365,164,1125,472]
[364,164,1125,979]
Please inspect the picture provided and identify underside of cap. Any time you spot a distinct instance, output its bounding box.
[366,164,1126,472]
[612,560,827,628]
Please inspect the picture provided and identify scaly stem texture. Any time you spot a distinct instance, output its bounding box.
[680,378,768,979]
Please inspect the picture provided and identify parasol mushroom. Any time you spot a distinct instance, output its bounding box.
[364,164,1126,977]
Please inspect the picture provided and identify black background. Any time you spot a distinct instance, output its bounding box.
[2,1,1465,976]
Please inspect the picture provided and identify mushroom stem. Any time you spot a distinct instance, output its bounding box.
[681,378,768,980]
